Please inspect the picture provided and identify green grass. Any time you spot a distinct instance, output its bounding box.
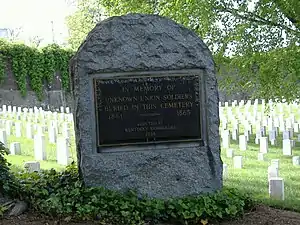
[8,155,66,172]
[221,102,300,211]
[222,137,300,212]
[2,102,300,212]
[6,133,77,171]
[0,113,77,171]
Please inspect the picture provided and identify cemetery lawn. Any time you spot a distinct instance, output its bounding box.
[6,134,300,212]
[222,137,300,212]
[5,130,300,213]
[7,155,66,172]
[5,140,300,225]
[3,104,300,223]
[5,132,77,172]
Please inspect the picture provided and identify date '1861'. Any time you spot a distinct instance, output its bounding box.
[94,75,202,146]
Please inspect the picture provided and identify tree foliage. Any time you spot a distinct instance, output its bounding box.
[65,0,105,50]
[66,0,300,102]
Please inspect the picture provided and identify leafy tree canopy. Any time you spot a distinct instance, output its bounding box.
[66,0,300,102]
[66,0,105,50]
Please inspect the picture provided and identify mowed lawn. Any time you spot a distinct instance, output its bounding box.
[2,116,77,172]
[222,138,300,211]
[221,102,300,211]
[6,139,77,172]
[3,103,300,211]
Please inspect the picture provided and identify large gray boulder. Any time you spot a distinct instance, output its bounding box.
[70,13,222,198]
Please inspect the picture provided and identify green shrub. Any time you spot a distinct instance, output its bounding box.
[0,141,19,197]
[12,163,253,224]
[0,145,254,224]
[0,141,21,217]
[0,141,10,192]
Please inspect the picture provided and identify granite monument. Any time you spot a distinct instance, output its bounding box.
[70,13,222,198]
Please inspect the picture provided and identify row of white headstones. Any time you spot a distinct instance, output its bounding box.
[0,100,297,201]
[0,105,74,172]
[220,99,300,201]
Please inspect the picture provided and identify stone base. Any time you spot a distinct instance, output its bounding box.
[81,143,222,199]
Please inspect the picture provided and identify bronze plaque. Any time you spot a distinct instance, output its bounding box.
[94,75,202,147]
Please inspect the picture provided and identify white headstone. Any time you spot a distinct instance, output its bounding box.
[269,130,276,142]
[223,164,228,179]
[255,137,260,144]
[292,156,300,166]
[286,118,292,129]
[0,129,7,146]
[291,139,296,148]
[268,117,274,131]
[15,122,22,137]
[258,153,265,161]
[56,137,70,166]
[9,142,21,155]
[282,139,292,156]
[222,120,227,130]
[48,126,57,144]
[244,130,250,141]
[66,107,70,114]
[260,137,268,153]
[24,161,40,173]
[239,135,247,151]
[64,128,71,139]
[36,125,46,135]
[268,165,279,180]
[234,156,243,169]
[255,129,262,139]
[269,178,284,200]
[34,135,47,160]
[222,130,230,149]
[282,130,290,140]
[26,123,34,139]
[59,113,65,122]
[226,148,234,158]
[5,120,11,136]
[245,123,252,135]
[294,123,299,133]
[231,127,238,140]
[271,159,280,170]
[2,105,7,112]
[232,121,239,131]
[270,139,277,146]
